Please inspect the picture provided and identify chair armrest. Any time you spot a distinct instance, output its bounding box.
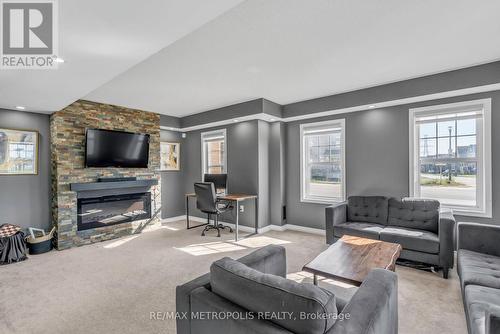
[486,305,500,334]
[176,273,211,334]
[325,202,347,244]
[237,244,287,278]
[438,210,456,269]
[458,222,500,257]
[328,269,398,334]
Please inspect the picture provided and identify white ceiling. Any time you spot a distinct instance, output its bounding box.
[86,0,500,116]
[0,0,244,113]
[3,0,500,116]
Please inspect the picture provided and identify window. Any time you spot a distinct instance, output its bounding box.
[300,119,345,203]
[409,99,492,217]
[201,129,227,174]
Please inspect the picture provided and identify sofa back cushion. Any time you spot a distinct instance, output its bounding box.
[210,257,337,334]
[347,196,389,225]
[388,197,439,233]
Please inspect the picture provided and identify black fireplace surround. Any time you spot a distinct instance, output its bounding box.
[77,192,151,231]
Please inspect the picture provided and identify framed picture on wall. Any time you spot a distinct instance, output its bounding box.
[0,128,39,175]
[160,142,180,171]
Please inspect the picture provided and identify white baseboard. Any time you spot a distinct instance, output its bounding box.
[161,215,186,223]
[161,216,324,236]
[282,224,325,235]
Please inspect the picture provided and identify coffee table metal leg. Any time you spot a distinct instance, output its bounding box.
[313,274,318,285]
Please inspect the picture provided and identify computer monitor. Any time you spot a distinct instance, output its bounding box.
[203,174,227,193]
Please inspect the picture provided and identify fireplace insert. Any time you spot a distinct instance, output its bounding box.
[77,192,151,231]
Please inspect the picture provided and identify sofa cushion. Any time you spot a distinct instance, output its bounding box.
[458,249,500,290]
[347,196,388,225]
[380,226,439,254]
[388,197,439,233]
[334,222,384,240]
[464,285,500,334]
[210,257,337,334]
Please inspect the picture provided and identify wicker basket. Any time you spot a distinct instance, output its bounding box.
[26,227,55,255]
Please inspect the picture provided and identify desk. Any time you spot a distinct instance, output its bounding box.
[185,193,258,241]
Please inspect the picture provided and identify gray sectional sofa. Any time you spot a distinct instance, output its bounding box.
[325,196,456,278]
[176,244,398,334]
[458,222,500,334]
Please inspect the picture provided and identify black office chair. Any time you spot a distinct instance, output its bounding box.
[194,182,233,237]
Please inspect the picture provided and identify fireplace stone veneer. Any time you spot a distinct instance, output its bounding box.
[50,100,161,250]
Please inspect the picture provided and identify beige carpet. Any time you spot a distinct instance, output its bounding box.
[0,220,466,334]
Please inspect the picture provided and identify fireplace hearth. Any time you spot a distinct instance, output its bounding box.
[77,192,152,231]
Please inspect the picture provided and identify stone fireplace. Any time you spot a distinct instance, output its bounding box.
[50,100,161,250]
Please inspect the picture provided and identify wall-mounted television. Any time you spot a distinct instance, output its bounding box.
[85,129,150,168]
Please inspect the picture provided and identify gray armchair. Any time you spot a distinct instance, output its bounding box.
[457,222,500,334]
[325,196,456,278]
[176,245,286,334]
[176,245,398,334]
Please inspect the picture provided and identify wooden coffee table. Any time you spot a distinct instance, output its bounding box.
[303,235,402,286]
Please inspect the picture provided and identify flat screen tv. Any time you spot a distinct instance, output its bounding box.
[85,129,150,168]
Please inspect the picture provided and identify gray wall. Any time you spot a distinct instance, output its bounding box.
[160,130,185,218]
[181,121,260,227]
[162,119,287,229]
[0,109,51,230]
[160,114,181,129]
[269,122,286,226]
[182,99,263,128]
[262,99,283,118]
[257,121,271,227]
[285,91,500,229]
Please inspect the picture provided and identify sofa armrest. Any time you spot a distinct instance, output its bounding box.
[237,244,287,278]
[176,273,211,334]
[486,305,500,334]
[438,210,456,269]
[458,222,500,258]
[325,202,347,244]
[328,269,398,334]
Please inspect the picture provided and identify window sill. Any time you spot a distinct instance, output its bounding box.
[445,208,492,218]
[301,198,344,205]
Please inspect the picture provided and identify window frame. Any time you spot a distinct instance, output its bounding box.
[201,128,227,176]
[409,98,492,217]
[300,119,346,204]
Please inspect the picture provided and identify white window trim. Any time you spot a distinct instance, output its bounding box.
[201,128,227,177]
[409,98,492,217]
[300,119,346,204]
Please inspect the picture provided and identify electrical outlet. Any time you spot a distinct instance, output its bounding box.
[239,205,244,213]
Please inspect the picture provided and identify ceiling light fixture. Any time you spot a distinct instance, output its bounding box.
[233,119,239,122]
[15,106,25,110]
[368,105,376,109]
[270,118,276,122]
